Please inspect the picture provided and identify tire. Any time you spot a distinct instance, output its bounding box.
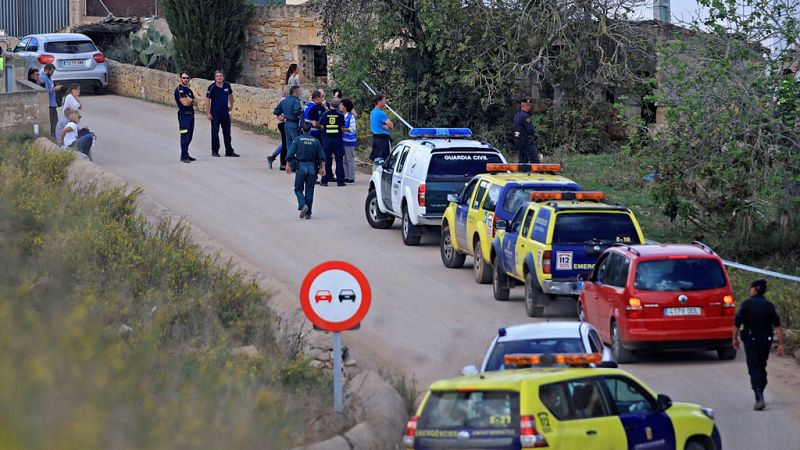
[365,190,395,229]
[473,240,492,284]
[524,272,546,317]
[577,300,587,322]
[611,320,635,364]
[685,440,709,450]
[401,206,422,246]
[493,258,510,301]
[717,346,737,360]
[440,224,466,268]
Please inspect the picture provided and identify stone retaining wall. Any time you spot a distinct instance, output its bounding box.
[0,81,50,136]
[106,60,285,130]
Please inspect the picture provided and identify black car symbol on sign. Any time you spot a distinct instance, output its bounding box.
[339,289,357,302]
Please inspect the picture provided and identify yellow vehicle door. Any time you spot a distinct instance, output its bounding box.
[454,179,480,250]
[514,208,537,278]
[466,179,491,252]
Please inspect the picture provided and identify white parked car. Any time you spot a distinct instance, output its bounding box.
[365,128,506,246]
[463,321,615,374]
[11,33,108,93]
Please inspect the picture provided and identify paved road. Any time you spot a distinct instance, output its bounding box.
[84,95,798,450]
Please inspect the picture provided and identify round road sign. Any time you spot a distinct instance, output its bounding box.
[300,260,371,332]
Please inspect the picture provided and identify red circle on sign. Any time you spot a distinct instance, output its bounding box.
[300,260,371,332]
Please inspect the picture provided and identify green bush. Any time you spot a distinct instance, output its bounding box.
[0,137,333,449]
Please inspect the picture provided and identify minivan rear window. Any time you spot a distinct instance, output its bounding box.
[418,390,519,431]
[634,258,727,291]
[552,213,638,244]
[45,41,97,54]
[427,151,503,179]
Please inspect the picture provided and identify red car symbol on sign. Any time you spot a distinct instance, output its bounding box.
[314,290,333,303]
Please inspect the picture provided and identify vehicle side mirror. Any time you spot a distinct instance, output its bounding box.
[374,158,384,167]
[657,394,672,411]
[447,193,459,203]
[462,365,479,376]
[495,220,507,231]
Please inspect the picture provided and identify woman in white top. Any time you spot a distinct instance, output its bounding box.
[286,63,301,87]
[62,84,82,117]
[59,111,94,160]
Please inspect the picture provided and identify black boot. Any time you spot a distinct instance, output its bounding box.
[754,389,765,410]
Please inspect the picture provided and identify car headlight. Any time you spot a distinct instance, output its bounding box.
[701,407,715,420]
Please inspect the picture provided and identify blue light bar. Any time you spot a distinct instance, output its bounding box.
[409,128,473,139]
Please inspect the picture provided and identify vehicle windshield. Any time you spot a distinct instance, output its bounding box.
[418,390,519,431]
[485,338,585,371]
[634,258,727,291]
[427,151,504,179]
[45,40,97,54]
[552,213,638,245]
[503,186,579,214]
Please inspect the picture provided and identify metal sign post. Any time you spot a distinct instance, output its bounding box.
[300,260,372,415]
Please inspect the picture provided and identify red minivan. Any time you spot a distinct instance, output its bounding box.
[578,243,736,363]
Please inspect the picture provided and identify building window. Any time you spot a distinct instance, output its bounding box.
[300,45,328,83]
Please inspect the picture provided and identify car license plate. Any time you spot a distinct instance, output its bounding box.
[664,307,701,316]
[63,59,85,67]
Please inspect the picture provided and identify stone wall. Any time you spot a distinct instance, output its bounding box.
[241,6,324,89]
[106,60,284,130]
[0,80,50,136]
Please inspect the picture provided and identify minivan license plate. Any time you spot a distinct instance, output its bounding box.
[664,307,701,316]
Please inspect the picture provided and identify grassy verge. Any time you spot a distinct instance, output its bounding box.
[0,136,340,449]
[557,152,799,329]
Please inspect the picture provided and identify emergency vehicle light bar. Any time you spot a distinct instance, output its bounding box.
[486,163,562,173]
[504,353,603,367]
[530,191,605,202]
[409,128,473,139]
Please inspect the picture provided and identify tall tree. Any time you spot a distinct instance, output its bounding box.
[162,0,255,81]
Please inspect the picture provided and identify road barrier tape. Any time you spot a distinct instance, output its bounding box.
[645,240,800,283]
[361,80,415,130]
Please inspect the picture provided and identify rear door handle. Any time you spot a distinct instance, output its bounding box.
[586,430,597,436]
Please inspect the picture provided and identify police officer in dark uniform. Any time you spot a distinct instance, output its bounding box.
[304,90,326,142]
[174,71,196,163]
[733,279,785,410]
[513,98,540,163]
[206,70,239,157]
[285,123,327,219]
[319,98,346,187]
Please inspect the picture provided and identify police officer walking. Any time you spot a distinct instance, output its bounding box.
[286,123,327,219]
[319,98,346,187]
[274,85,303,166]
[175,71,196,163]
[733,279,785,410]
[206,70,239,157]
[513,98,540,163]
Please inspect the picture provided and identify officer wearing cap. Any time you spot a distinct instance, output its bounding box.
[513,98,540,163]
[175,71,196,163]
[286,123,327,219]
[319,98,346,187]
[733,279,785,410]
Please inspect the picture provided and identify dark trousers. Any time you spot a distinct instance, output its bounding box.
[285,122,300,150]
[744,336,772,391]
[322,139,345,184]
[277,121,287,168]
[49,106,58,137]
[178,113,194,159]
[71,134,94,160]
[516,139,540,163]
[294,162,318,214]
[211,112,234,154]
[370,134,391,161]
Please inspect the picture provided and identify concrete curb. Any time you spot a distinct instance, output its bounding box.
[33,138,406,450]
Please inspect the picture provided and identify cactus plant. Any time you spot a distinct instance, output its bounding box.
[129,25,176,69]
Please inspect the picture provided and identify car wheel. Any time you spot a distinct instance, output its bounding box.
[473,241,492,284]
[577,300,587,322]
[493,258,510,301]
[611,320,634,364]
[365,190,395,229]
[717,346,737,360]
[524,272,545,317]
[401,206,422,246]
[440,225,466,268]
[684,440,709,450]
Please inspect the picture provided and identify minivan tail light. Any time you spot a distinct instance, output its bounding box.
[542,251,551,274]
[722,295,735,316]
[626,297,643,319]
[93,52,106,63]
[520,415,549,447]
[417,184,426,207]
[37,54,55,65]
[403,415,418,448]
